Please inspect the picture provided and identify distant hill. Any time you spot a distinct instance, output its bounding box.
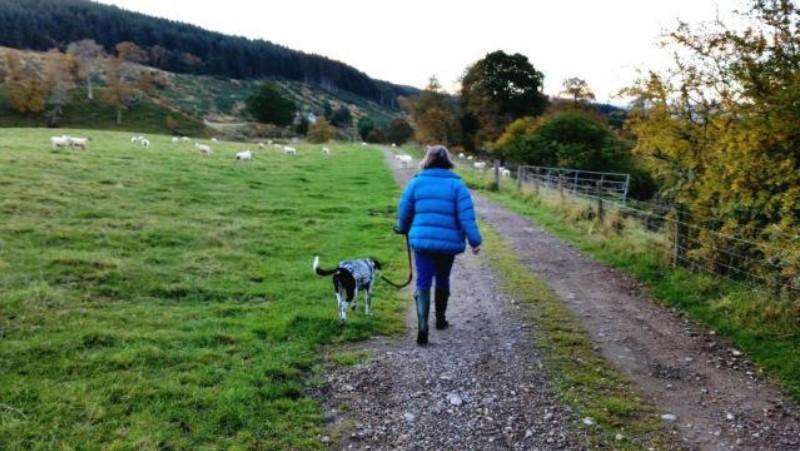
[0,0,418,107]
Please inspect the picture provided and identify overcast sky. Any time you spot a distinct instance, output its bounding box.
[97,0,747,104]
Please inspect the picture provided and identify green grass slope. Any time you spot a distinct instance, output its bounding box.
[0,87,206,136]
[0,129,406,449]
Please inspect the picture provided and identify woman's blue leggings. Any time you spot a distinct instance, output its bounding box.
[414,251,456,291]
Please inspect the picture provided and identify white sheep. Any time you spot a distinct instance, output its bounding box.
[322,147,331,155]
[458,153,466,159]
[68,136,90,149]
[501,168,511,177]
[235,150,253,161]
[283,146,297,156]
[171,137,180,144]
[50,135,71,150]
[473,161,487,170]
[195,143,213,155]
[130,135,142,144]
[211,137,219,143]
[140,138,151,149]
[273,143,283,149]
[361,142,367,146]
[467,155,474,161]
[395,154,413,168]
[267,139,273,145]
[180,136,191,143]
[257,142,265,149]
[391,143,397,148]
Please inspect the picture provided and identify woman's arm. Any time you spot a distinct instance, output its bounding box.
[455,182,483,248]
[395,179,416,234]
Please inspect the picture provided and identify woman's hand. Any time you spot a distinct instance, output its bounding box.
[471,246,481,255]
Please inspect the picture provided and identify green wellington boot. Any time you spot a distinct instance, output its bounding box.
[415,290,431,345]
[435,289,450,330]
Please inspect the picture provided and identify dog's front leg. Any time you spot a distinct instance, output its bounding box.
[336,292,347,322]
[365,282,374,316]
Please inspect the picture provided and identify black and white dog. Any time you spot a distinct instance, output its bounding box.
[313,255,382,322]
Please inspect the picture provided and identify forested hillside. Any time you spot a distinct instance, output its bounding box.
[0,0,417,106]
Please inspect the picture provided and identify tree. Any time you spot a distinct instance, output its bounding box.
[66,39,103,100]
[384,117,414,144]
[5,50,46,114]
[461,50,548,148]
[408,76,461,145]
[307,117,337,143]
[561,77,595,104]
[358,116,375,141]
[366,127,386,143]
[115,41,148,64]
[623,0,800,277]
[102,57,139,124]
[148,45,170,68]
[245,82,296,126]
[136,70,156,96]
[295,114,310,135]
[43,49,74,127]
[331,106,353,128]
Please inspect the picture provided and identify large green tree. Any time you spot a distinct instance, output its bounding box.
[408,76,461,146]
[461,50,548,148]
[246,82,296,126]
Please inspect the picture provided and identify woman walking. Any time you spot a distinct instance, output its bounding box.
[394,145,482,345]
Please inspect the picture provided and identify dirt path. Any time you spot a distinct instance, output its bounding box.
[317,153,582,449]
[473,197,800,450]
[320,151,800,450]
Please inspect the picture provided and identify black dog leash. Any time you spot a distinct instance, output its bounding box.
[380,232,413,289]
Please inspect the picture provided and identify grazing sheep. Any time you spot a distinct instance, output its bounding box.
[273,143,283,149]
[322,147,331,155]
[68,136,90,149]
[467,155,474,161]
[211,137,219,143]
[171,137,180,144]
[267,139,273,145]
[235,150,253,161]
[394,154,413,168]
[283,146,297,156]
[473,161,487,170]
[361,142,367,146]
[458,153,466,159]
[50,135,71,150]
[195,143,213,155]
[139,138,151,149]
[180,136,191,143]
[391,143,397,148]
[257,142,265,149]
[131,135,142,144]
[501,168,511,177]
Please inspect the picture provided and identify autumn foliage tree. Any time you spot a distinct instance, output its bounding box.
[4,50,47,114]
[624,0,800,283]
[408,76,460,146]
[560,77,595,104]
[102,57,139,124]
[306,117,337,143]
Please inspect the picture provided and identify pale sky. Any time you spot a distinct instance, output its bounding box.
[97,0,747,104]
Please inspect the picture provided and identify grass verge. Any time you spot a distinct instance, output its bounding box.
[0,129,405,449]
[481,225,672,449]
[463,169,800,402]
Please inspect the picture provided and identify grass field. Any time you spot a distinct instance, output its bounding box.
[0,129,406,449]
[461,169,800,402]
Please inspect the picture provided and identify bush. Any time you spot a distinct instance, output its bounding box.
[307,117,337,143]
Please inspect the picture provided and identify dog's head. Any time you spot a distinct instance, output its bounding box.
[368,258,383,271]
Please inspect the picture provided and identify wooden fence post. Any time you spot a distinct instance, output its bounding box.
[558,174,565,205]
[596,180,604,223]
[673,205,687,267]
[517,166,523,190]
[493,160,500,188]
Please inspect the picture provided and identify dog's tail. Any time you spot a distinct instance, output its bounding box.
[313,256,338,276]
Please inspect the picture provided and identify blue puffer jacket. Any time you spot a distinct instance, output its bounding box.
[395,168,482,254]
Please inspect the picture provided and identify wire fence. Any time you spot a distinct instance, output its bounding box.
[463,160,800,299]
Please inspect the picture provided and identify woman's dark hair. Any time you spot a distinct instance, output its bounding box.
[420,145,455,170]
